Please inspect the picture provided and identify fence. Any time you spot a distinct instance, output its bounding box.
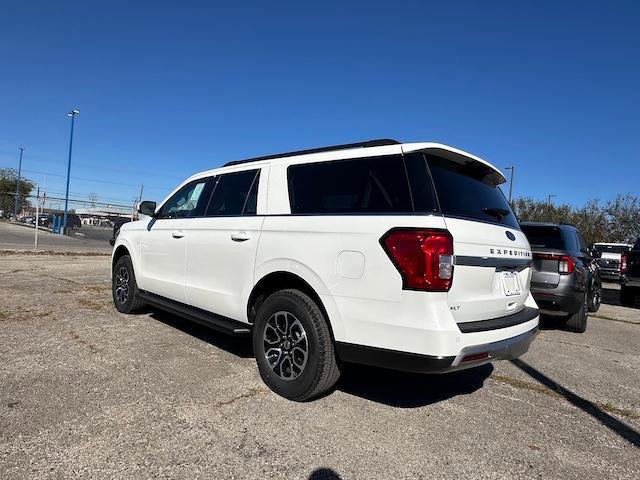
[1,191,137,231]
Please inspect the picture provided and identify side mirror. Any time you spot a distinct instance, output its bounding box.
[138,200,157,217]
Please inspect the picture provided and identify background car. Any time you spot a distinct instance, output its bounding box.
[621,238,640,307]
[520,222,601,333]
[593,242,632,282]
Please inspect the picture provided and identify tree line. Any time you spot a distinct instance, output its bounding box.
[512,195,640,245]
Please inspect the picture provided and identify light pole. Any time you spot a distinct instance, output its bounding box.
[13,147,24,219]
[63,109,80,232]
[547,194,556,206]
[504,166,515,203]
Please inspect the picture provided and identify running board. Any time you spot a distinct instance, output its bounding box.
[138,291,251,336]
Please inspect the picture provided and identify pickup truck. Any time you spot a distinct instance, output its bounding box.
[621,237,640,306]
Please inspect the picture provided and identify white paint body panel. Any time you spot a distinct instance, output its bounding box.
[114,141,538,361]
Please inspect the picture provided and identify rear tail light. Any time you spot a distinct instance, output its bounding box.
[381,228,454,291]
[621,253,628,274]
[533,253,575,274]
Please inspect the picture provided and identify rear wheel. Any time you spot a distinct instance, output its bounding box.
[112,255,145,314]
[565,292,588,333]
[587,280,601,312]
[253,289,340,401]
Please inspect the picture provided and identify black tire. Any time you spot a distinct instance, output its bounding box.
[620,286,637,307]
[112,255,145,314]
[587,279,602,313]
[253,289,340,401]
[565,293,588,333]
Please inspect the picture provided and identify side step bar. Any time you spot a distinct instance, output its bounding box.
[137,291,251,336]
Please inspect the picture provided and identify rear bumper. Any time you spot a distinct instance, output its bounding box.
[599,268,621,281]
[531,288,582,316]
[335,319,539,374]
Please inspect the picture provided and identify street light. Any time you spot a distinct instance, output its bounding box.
[547,194,556,205]
[13,147,24,219]
[504,166,515,203]
[63,109,80,232]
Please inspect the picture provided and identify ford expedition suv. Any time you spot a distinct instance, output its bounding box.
[111,139,539,400]
[520,222,601,333]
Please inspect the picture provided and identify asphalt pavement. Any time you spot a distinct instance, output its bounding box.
[0,254,638,479]
[0,221,112,253]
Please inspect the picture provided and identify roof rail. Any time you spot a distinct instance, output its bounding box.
[223,139,401,167]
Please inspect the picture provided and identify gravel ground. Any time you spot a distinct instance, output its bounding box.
[1,254,638,479]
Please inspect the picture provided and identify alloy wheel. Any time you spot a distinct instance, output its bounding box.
[263,311,308,381]
[115,265,130,305]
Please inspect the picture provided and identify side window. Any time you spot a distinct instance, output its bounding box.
[157,178,214,219]
[577,232,588,253]
[287,155,414,214]
[206,169,260,216]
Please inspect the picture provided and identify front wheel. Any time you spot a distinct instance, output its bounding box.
[253,289,340,401]
[112,255,145,314]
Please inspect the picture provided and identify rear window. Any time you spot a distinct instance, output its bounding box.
[594,244,629,254]
[426,155,518,228]
[521,225,568,250]
[288,155,436,214]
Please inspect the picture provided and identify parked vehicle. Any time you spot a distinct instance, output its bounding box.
[112,139,539,400]
[109,217,131,246]
[520,222,601,333]
[592,243,632,282]
[620,238,640,307]
[44,213,81,231]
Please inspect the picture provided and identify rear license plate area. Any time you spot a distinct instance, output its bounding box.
[501,271,522,296]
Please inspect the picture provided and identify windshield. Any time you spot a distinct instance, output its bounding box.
[426,155,518,228]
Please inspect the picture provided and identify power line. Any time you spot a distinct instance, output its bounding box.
[0,165,172,192]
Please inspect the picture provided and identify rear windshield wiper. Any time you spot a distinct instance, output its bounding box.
[481,207,511,221]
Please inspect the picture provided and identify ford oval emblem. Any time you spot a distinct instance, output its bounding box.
[506,231,516,241]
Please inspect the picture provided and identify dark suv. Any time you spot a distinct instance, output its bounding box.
[520,222,601,333]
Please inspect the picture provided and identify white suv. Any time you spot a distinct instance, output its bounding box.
[112,139,539,400]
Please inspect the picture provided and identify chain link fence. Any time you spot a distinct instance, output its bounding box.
[1,191,136,232]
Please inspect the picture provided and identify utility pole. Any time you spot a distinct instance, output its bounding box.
[63,109,80,232]
[35,187,40,249]
[504,166,515,203]
[13,147,24,219]
[547,194,556,205]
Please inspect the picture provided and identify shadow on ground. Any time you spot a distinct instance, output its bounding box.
[149,309,254,358]
[147,307,492,407]
[512,358,640,448]
[602,285,623,306]
[337,362,493,408]
[309,468,342,479]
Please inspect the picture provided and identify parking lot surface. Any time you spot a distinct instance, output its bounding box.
[1,254,638,479]
[0,221,112,254]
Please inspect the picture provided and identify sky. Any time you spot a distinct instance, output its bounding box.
[0,1,638,207]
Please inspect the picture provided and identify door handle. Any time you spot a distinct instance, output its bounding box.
[231,232,251,242]
[172,230,185,239]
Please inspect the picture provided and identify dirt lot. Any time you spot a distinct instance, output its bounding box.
[1,253,639,479]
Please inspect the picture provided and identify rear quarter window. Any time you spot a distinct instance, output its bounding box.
[288,155,435,214]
